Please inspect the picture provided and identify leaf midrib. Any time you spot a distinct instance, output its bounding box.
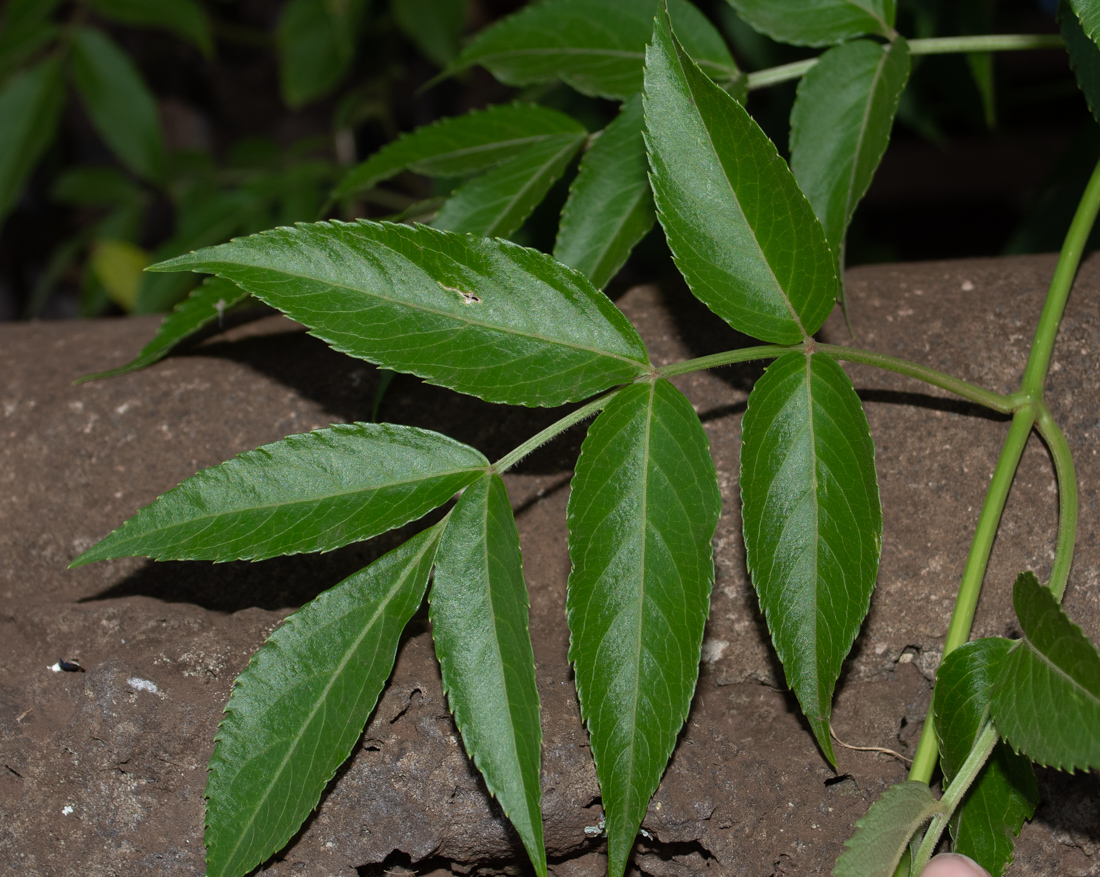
[104,464,484,551]
[843,0,890,34]
[200,244,647,369]
[216,531,435,872]
[474,45,732,77]
[478,480,534,831]
[411,131,578,172]
[841,46,891,242]
[623,382,656,832]
[1020,633,1100,706]
[483,135,583,237]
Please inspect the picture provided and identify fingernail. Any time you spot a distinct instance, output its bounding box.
[920,853,992,877]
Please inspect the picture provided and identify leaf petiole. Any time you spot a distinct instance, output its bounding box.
[909,721,1000,875]
[658,343,1016,414]
[493,389,622,474]
[746,34,1065,91]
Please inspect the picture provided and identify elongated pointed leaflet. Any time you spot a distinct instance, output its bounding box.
[567,379,720,877]
[431,474,547,877]
[150,220,651,408]
[740,351,881,765]
[643,7,838,345]
[205,523,443,877]
[71,423,488,565]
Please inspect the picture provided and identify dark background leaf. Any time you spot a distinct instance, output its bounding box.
[554,94,655,289]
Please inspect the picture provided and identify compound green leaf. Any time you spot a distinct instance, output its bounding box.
[789,37,909,271]
[70,27,166,181]
[1061,0,1100,123]
[833,781,945,877]
[741,351,881,764]
[432,132,585,237]
[391,0,465,67]
[71,423,488,565]
[0,55,65,226]
[450,0,739,101]
[431,474,546,877]
[88,0,213,55]
[204,523,442,877]
[991,572,1100,771]
[150,220,651,406]
[277,0,368,107]
[644,9,838,345]
[725,0,896,47]
[1070,0,1100,46]
[78,277,249,382]
[567,379,720,877]
[554,93,655,289]
[935,638,1038,877]
[334,103,586,200]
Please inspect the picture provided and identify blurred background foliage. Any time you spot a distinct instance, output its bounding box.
[0,0,1090,321]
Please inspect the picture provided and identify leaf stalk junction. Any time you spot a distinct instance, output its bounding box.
[487,155,1100,872]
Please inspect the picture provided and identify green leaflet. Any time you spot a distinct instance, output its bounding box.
[432,132,586,238]
[554,93,656,289]
[334,103,587,200]
[431,474,546,877]
[740,351,881,765]
[934,638,1038,877]
[644,10,838,345]
[1062,0,1100,124]
[204,523,442,877]
[1070,0,1100,46]
[724,0,896,47]
[77,277,249,383]
[150,220,652,407]
[277,0,368,107]
[566,380,720,877]
[833,782,945,877]
[70,423,488,565]
[990,572,1100,771]
[449,0,739,101]
[88,0,213,55]
[0,55,65,226]
[70,28,166,182]
[789,37,909,276]
[391,0,465,67]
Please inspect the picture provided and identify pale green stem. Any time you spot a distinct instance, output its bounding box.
[1021,154,1100,396]
[1035,404,1077,602]
[907,155,1100,784]
[910,722,999,874]
[746,34,1064,91]
[815,344,1017,413]
[492,391,619,474]
[907,405,1035,784]
[658,343,1015,413]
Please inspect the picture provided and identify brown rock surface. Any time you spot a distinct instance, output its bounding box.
[1,254,1098,876]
